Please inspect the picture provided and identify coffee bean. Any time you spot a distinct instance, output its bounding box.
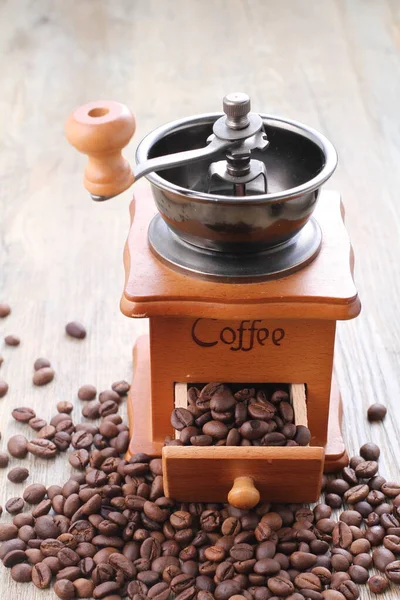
[29,417,48,430]
[355,460,378,478]
[344,484,369,504]
[11,562,32,582]
[382,481,400,497]
[35,515,60,539]
[6,497,24,514]
[325,493,343,509]
[69,449,90,470]
[32,561,52,588]
[57,401,74,414]
[332,522,352,549]
[33,367,55,386]
[267,575,294,596]
[54,578,76,599]
[214,580,242,600]
[171,408,194,431]
[112,380,130,396]
[34,357,51,370]
[368,573,389,593]
[7,466,29,483]
[373,547,395,571]
[93,581,121,597]
[240,420,270,441]
[0,451,9,467]
[348,564,369,584]
[0,523,18,541]
[78,384,97,400]
[99,389,121,404]
[0,303,11,317]
[12,406,36,422]
[359,441,380,460]
[247,400,275,420]
[74,577,95,597]
[72,430,93,449]
[27,438,57,458]
[295,425,311,446]
[367,403,387,422]
[0,379,8,397]
[66,321,87,339]
[5,334,20,346]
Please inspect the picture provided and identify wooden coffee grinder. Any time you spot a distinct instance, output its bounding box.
[66,93,361,510]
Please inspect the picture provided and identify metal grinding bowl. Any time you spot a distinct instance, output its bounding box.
[136,109,337,262]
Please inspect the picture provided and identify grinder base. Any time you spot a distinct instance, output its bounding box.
[125,334,347,473]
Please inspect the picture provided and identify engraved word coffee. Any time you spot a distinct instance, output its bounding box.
[191,318,285,351]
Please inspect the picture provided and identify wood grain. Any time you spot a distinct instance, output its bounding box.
[162,445,325,504]
[1,1,400,598]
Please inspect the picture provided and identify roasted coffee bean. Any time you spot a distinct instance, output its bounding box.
[0,378,8,397]
[0,451,9,468]
[33,367,55,386]
[112,380,130,396]
[367,403,387,422]
[240,420,270,441]
[12,406,36,422]
[37,425,56,439]
[342,467,358,486]
[344,484,369,504]
[325,494,343,509]
[0,302,11,317]
[5,334,20,346]
[359,442,380,460]
[7,434,28,458]
[0,523,19,541]
[71,430,93,449]
[8,466,29,483]
[332,522,353,549]
[54,578,76,599]
[78,384,97,400]
[27,438,57,458]
[348,564,369,584]
[267,575,294,596]
[366,525,386,546]
[373,547,395,571]
[214,580,243,600]
[368,573,389,593]
[171,408,194,430]
[11,562,32,582]
[99,389,121,404]
[6,497,24,514]
[247,400,275,420]
[57,400,74,414]
[35,515,60,539]
[32,561,52,588]
[34,357,51,370]
[355,460,378,478]
[66,321,87,339]
[202,420,229,440]
[29,417,48,430]
[290,552,317,569]
[385,559,400,583]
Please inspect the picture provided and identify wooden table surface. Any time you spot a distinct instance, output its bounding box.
[0,1,400,598]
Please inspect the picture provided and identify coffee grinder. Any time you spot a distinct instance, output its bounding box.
[66,93,360,509]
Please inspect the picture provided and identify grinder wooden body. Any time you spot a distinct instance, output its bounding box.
[121,187,360,506]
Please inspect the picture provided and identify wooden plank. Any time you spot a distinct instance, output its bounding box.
[162,445,324,504]
[1,0,400,597]
[291,383,308,427]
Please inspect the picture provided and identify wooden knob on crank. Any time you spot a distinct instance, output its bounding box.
[65,100,136,198]
[228,476,260,510]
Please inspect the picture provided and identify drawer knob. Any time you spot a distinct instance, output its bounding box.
[228,476,260,509]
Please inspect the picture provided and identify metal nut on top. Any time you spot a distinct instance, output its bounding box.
[223,92,251,130]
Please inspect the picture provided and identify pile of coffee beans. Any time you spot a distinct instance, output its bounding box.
[2,424,400,600]
[167,384,311,447]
